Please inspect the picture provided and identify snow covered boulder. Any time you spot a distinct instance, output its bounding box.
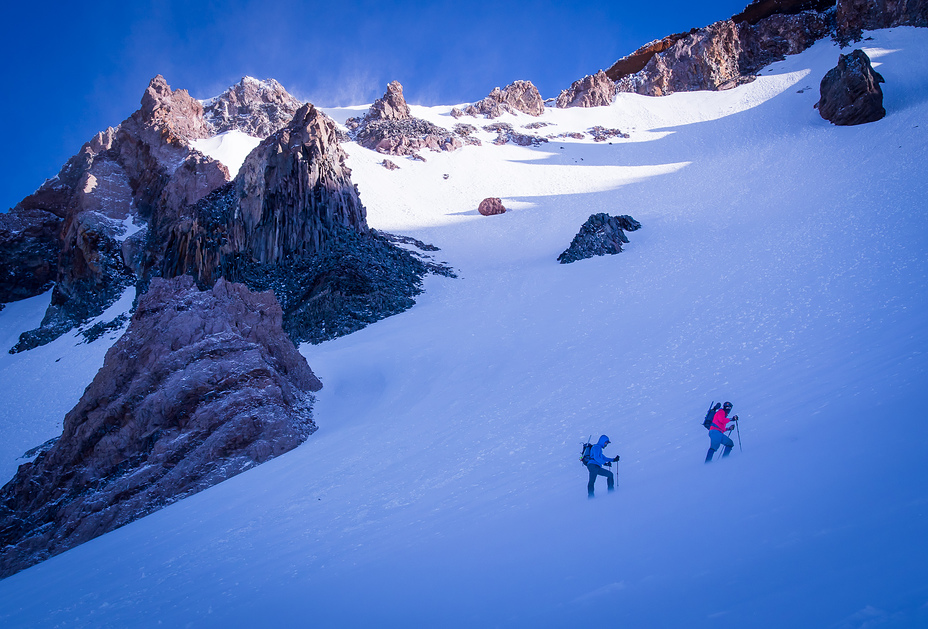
[478,197,507,216]
[816,49,885,126]
[557,213,641,264]
[0,276,322,579]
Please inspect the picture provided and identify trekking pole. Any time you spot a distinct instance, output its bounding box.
[735,419,743,452]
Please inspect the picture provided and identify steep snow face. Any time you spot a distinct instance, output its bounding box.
[190,130,262,178]
[1,28,927,629]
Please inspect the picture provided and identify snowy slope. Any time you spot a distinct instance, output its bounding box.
[0,28,927,628]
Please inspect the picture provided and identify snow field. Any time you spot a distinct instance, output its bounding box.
[0,28,926,628]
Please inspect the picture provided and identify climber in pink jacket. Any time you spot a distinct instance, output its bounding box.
[706,401,738,463]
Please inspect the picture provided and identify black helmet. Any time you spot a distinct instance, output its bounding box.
[723,401,733,411]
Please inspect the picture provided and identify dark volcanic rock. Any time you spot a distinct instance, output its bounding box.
[235,228,450,344]
[837,0,928,42]
[558,213,642,264]
[482,123,549,147]
[816,49,886,125]
[556,70,618,108]
[0,276,321,579]
[203,77,304,139]
[159,103,367,285]
[738,9,835,75]
[478,198,507,216]
[464,81,545,118]
[734,0,836,25]
[0,209,62,303]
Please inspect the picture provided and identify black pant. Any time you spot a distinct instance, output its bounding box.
[587,464,614,496]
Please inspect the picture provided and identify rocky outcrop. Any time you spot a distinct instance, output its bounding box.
[738,8,835,74]
[558,213,641,264]
[463,81,545,118]
[238,228,453,344]
[632,20,747,95]
[356,118,463,156]
[364,80,411,122]
[0,209,62,303]
[734,0,836,25]
[606,34,690,82]
[9,75,232,352]
[478,198,506,216]
[351,82,463,157]
[203,77,304,139]
[159,102,367,285]
[0,276,322,579]
[556,70,618,108]
[816,49,886,125]
[836,0,928,42]
[609,3,836,96]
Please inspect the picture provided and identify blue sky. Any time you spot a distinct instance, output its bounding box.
[1,0,747,212]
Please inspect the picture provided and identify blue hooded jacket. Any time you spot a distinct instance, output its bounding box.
[589,435,613,467]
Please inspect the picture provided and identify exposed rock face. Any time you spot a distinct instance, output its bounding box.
[606,34,689,82]
[0,276,322,579]
[464,81,545,118]
[365,80,411,122]
[609,4,835,96]
[816,48,886,125]
[634,20,746,95]
[478,198,507,216]
[203,77,304,139]
[238,229,453,344]
[352,82,462,157]
[8,75,231,352]
[836,0,928,41]
[558,213,642,264]
[160,103,368,284]
[556,70,618,108]
[738,9,835,75]
[734,0,836,25]
[0,209,62,303]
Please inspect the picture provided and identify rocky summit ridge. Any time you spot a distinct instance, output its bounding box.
[0,73,450,579]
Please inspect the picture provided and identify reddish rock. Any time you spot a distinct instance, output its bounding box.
[0,275,322,579]
[556,70,618,108]
[203,76,304,139]
[478,197,507,216]
[816,49,886,125]
[466,81,545,118]
[365,80,411,122]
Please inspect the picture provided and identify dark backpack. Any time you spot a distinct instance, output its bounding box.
[703,402,721,430]
[580,440,593,466]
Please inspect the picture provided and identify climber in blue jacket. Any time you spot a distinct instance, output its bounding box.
[586,435,620,498]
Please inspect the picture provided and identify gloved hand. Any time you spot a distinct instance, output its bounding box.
[732,415,739,421]
[605,462,612,467]
[613,455,620,462]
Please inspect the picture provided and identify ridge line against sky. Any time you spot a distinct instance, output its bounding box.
[2,0,748,212]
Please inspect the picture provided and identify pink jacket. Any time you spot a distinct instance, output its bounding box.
[710,409,730,432]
